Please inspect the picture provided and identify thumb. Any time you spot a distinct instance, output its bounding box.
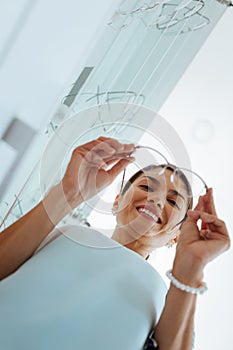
[179,210,201,243]
[186,209,201,223]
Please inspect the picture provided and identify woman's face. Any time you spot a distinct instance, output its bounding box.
[114,167,190,246]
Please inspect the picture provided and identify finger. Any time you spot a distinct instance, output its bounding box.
[199,229,209,240]
[84,149,134,168]
[188,210,228,235]
[185,209,200,223]
[201,220,208,231]
[179,212,200,242]
[192,196,206,230]
[190,193,215,231]
[73,137,121,154]
[84,151,107,168]
[83,142,116,157]
[107,157,135,182]
[193,195,204,211]
[79,143,119,167]
[104,158,121,166]
[201,231,230,249]
[76,138,103,151]
[103,151,135,163]
[75,147,107,169]
[194,195,208,230]
[104,156,131,168]
[97,137,135,154]
[200,230,231,258]
[203,188,217,216]
[87,139,135,159]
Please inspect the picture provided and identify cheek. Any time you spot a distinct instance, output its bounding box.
[116,192,135,219]
[118,188,146,211]
[165,205,185,226]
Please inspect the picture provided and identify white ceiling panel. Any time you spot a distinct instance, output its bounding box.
[0,0,118,130]
[0,0,30,61]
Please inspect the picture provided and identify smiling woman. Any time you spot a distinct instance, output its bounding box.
[111,164,193,253]
[0,137,230,350]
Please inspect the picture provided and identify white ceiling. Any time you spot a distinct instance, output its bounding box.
[160,8,233,348]
[0,1,232,349]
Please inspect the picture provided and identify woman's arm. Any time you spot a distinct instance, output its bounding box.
[0,183,73,280]
[0,137,134,281]
[153,268,198,349]
[153,189,230,350]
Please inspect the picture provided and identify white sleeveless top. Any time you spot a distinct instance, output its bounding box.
[0,225,167,350]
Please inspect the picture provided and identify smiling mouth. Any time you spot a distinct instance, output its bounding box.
[136,207,162,224]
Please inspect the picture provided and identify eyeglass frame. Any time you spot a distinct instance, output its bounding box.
[119,144,208,231]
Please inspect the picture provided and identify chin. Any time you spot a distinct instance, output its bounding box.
[128,219,160,238]
[144,230,160,238]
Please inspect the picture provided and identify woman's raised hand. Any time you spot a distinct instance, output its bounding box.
[173,188,230,285]
[60,136,135,209]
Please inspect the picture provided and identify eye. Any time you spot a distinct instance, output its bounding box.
[139,184,153,192]
[167,198,180,210]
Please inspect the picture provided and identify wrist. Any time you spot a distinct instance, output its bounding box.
[172,256,204,288]
[60,179,84,209]
[166,269,207,295]
[42,183,77,225]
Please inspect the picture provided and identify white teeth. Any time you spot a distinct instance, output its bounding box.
[138,207,159,223]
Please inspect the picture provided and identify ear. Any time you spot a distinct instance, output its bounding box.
[166,236,178,248]
[172,227,181,243]
[166,229,180,247]
[112,194,119,212]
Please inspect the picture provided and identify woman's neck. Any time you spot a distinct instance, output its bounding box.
[111,225,151,259]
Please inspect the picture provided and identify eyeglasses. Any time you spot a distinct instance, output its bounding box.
[120,145,208,199]
[118,145,208,232]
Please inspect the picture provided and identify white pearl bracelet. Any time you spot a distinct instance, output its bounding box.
[166,269,208,295]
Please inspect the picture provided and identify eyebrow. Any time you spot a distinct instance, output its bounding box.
[141,175,161,186]
[142,176,186,201]
[168,189,186,202]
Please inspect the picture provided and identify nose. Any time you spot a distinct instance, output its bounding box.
[148,198,163,209]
